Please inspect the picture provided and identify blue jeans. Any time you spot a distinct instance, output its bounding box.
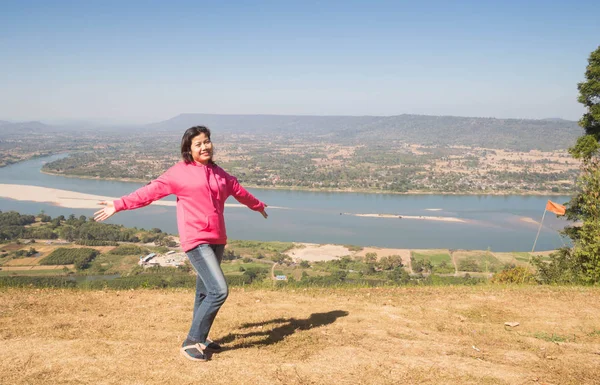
[185,244,228,343]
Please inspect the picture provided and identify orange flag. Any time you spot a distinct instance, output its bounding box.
[546,200,566,216]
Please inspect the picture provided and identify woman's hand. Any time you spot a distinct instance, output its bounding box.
[94,201,117,222]
[260,204,268,219]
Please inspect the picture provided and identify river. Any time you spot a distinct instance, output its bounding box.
[0,155,572,252]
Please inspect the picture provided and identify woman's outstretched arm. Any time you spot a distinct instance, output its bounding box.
[226,173,268,218]
[93,167,177,222]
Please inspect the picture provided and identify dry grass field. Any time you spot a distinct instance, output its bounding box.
[431,147,579,176]
[1,286,599,384]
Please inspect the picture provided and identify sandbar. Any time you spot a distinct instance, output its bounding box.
[349,213,466,223]
[0,184,248,209]
[285,243,351,262]
[519,217,540,225]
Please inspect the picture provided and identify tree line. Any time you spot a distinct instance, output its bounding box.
[0,211,176,247]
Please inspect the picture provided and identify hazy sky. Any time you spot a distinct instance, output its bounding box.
[1,0,599,124]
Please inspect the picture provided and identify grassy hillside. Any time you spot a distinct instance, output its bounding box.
[1,286,599,384]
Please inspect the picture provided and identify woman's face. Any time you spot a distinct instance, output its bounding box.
[190,133,213,165]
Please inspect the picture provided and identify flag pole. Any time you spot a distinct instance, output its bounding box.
[531,209,547,253]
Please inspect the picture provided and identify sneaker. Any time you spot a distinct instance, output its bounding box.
[180,339,208,362]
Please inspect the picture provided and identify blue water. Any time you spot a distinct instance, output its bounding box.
[0,155,572,251]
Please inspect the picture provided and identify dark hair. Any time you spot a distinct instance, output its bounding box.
[181,126,213,164]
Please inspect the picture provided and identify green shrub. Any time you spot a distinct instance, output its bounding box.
[0,276,76,288]
[225,274,252,285]
[227,240,294,253]
[344,244,364,252]
[458,258,482,272]
[423,274,481,286]
[412,258,433,273]
[433,261,455,274]
[491,266,536,284]
[387,267,410,284]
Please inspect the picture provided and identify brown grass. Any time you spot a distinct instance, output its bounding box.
[0,243,26,252]
[491,252,523,265]
[3,256,47,266]
[32,244,116,255]
[1,286,599,384]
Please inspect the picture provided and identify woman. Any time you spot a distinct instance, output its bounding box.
[94,126,268,362]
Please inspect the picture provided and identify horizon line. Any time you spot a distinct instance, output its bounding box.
[1,112,579,127]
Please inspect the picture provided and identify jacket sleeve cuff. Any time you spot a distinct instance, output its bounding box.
[113,199,125,212]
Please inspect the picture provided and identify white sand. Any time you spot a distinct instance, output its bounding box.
[519,217,540,225]
[285,243,352,262]
[0,184,251,209]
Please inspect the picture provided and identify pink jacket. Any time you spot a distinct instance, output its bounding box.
[113,161,265,252]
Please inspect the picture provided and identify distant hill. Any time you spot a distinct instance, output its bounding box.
[0,121,103,137]
[0,114,584,151]
[0,121,56,134]
[145,113,583,151]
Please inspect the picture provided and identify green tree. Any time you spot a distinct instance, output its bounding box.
[364,252,377,263]
[536,46,600,284]
[331,270,347,281]
[570,46,600,160]
[387,266,410,284]
[270,253,287,264]
[39,214,52,223]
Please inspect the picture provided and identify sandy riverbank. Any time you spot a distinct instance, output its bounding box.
[0,184,250,209]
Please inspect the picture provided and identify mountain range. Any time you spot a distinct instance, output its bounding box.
[0,113,584,151]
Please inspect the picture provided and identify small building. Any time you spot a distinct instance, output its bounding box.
[139,253,156,265]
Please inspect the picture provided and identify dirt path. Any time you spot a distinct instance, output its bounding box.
[450,250,458,276]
